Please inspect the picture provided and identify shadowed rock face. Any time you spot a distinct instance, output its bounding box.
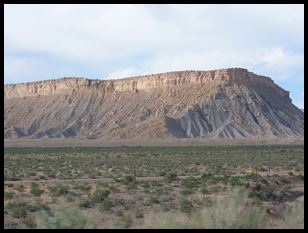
[4,68,304,140]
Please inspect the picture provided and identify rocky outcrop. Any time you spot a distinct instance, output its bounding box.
[4,68,304,140]
[4,68,289,100]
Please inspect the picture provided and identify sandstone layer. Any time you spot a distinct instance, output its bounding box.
[4,68,304,140]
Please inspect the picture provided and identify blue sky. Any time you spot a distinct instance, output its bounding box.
[4,4,304,108]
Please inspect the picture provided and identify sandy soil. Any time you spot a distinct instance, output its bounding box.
[4,138,304,148]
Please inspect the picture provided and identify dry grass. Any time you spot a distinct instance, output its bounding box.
[4,145,304,229]
[141,188,303,229]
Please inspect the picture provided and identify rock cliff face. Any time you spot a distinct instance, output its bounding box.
[4,68,304,140]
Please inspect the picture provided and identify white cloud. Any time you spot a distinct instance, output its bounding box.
[5,4,304,86]
[4,57,49,82]
[105,68,149,80]
[128,47,303,82]
[293,101,304,110]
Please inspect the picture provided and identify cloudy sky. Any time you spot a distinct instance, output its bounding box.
[4,4,304,108]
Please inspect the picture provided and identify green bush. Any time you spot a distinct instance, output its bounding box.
[17,185,25,192]
[47,172,56,178]
[31,183,44,197]
[180,199,193,214]
[201,188,209,195]
[116,209,124,217]
[123,176,135,185]
[7,202,28,218]
[164,173,178,183]
[109,185,119,193]
[246,173,263,181]
[79,199,92,208]
[4,191,14,200]
[181,177,199,190]
[203,196,215,207]
[288,171,294,176]
[65,192,76,202]
[38,205,96,229]
[28,203,50,213]
[201,172,220,185]
[159,171,166,176]
[297,174,304,181]
[135,208,144,218]
[56,186,70,196]
[160,203,170,211]
[143,188,267,229]
[150,196,160,204]
[90,189,110,203]
[201,172,213,181]
[48,185,69,197]
[99,199,113,212]
[127,181,137,190]
[142,181,150,189]
[73,184,91,192]
[122,175,137,189]
[263,186,276,200]
[181,189,193,196]
[229,177,243,186]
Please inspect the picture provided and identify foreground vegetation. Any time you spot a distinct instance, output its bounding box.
[4,145,304,229]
